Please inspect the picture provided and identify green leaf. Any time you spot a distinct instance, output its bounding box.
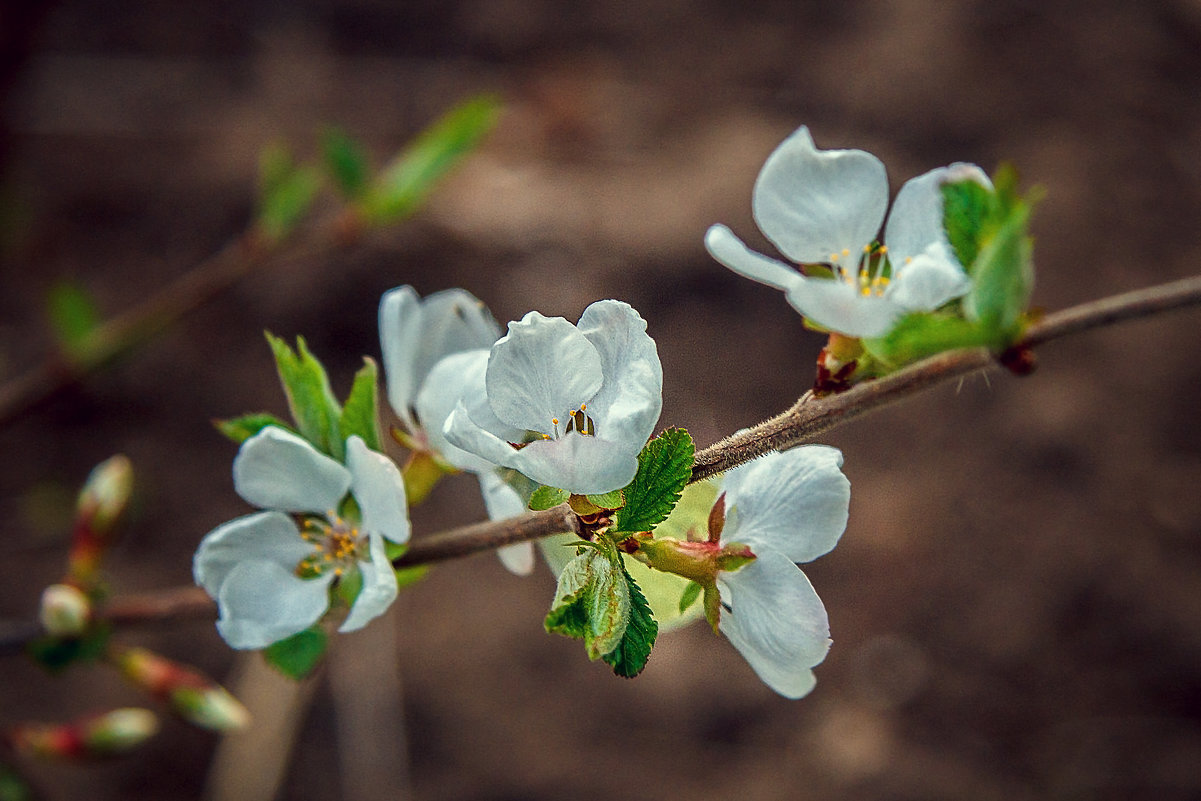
[214,412,295,444]
[678,581,703,614]
[360,95,501,224]
[613,428,695,533]
[27,624,111,673]
[863,312,992,366]
[321,127,371,199]
[46,281,100,359]
[263,627,327,680]
[544,544,630,661]
[586,489,625,510]
[941,178,995,273]
[339,358,381,451]
[964,201,1034,348]
[265,333,344,459]
[256,144,321,245]
[601,560,659,678]
[529,485,569,511]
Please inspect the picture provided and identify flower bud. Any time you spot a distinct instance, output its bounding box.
[8,708,158,759]
[114,647,250,732]
[69,455,133,585]
[38,583,92,637]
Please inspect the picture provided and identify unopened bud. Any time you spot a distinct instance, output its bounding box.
[69,455,133,585]
[38,583,92,637]
[8,708,158,759]
[115,647,250,732]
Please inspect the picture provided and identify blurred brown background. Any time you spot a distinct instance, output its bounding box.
[3,1,1201,799]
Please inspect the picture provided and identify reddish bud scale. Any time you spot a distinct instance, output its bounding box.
[8,723,85,759]
[117,648,209,698]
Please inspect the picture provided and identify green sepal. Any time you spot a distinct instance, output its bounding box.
[702,584,722,634]
[359,95,501,225]
[338,357,382,451]
[26,623,111,673]
[586,489,625,511]
[46,280,100,362]
[601,560,658,678]
[941,177,995,273]
[964,199,1035,348]
[265,333,344,460]
[862,312,992,367]
[678,581,703,614]
[263,627,327,680]
[544,541,630,661]
[613,428,695,534]
[393,563,429,590]
[402,450,452,506]
[214,413,296,445]
[529,485,569,511]
[255,143,321,245]
[321,127,371,200]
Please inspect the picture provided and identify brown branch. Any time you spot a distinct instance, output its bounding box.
[1,273,1199,650]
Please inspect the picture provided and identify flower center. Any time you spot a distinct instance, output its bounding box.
[828,244,893,298]
[295,513,366,578]
[545,403,596,440]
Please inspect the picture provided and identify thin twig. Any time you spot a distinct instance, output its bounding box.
[1,273,1199,648]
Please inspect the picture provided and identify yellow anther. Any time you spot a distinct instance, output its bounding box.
[551,418,559,425]
[861,286,872,297]
[863,244,871,253]
[878,276,891,285]
[580,403,587,411]
[542,433,551,440]
[829,252,839,262]
[904,256,913,264]
[878,245,888,254]
[841,248,850,256]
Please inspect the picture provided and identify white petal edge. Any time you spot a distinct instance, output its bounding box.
[705,225,805,293]
[215,561,333,650]
[884,162,992,266]
[193,511,312,598]
[885,242,973,313]
[722,446,850,564]
[575,299,663,452]
[233,426,350,514]
[485,312,603,433]
[479,472,535,576]
[783,276,905,339]
[752,126,888,265]
[339,532,399,632]
[508,433,640,496]
[346,437,410,546]
[379,285,423,432]
[415,349,508,473]
[718,552,830,699]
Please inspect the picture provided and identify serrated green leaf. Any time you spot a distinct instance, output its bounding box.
[263,627,327,680]
[941,178,994,273]
[863,312,992,366]
[339,358,381,451]
[46,281,100,358]
[613,428,695,533]
[214,412,295,444]
[265,333,344,459]
[545,544,629,660]
[360,95,501,224]
[321,127,370,199]
[256,145,321,245]
[678,581,703,614]
[602,560,658,678]
[529,485,569,511]
[586,489,625,510]
[964,202,1034,348]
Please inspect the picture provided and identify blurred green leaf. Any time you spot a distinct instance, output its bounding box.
[360,95,501,224]
[265,333,344,460]
[321,127,371,199]
[263,627,327,680]
[964,201,1034,348]
[613,428,694,534]
[27,624,111,673]
[941,178,994,273]
[339,358,381,451]
[47,281,101,359]
[214,412,295,445]
[256,143,321,245]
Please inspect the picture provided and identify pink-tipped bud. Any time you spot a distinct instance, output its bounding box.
[114,647,250,732]
[8,708,158,759]
[38,583,92,637]
[69,455,133,585]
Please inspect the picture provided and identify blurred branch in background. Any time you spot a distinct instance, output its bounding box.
[0,95,501,428]
[2,271,1199,653]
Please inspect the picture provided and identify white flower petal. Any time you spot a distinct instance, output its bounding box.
[479,471,535,575]
[783,276,905,339]
[215,561,333,650]
[443,402,528,470]
[193,511,312,597]
[416,350,517,473]
[496,543,535,575]
[722,446,850,564]
[705,225,806,292]
[485,312,603,433]
[509,433,640,495]
[752,126,888,265]
[379,286,500,433]
[885,243,973,312]
[345,437,410,546]
[884,162,991,267]
[575,300,663,451]
[339,532,399,632]
[718,552,830,699]
[233,427,350,514]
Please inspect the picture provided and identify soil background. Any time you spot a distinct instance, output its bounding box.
[3,1,1201,799]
